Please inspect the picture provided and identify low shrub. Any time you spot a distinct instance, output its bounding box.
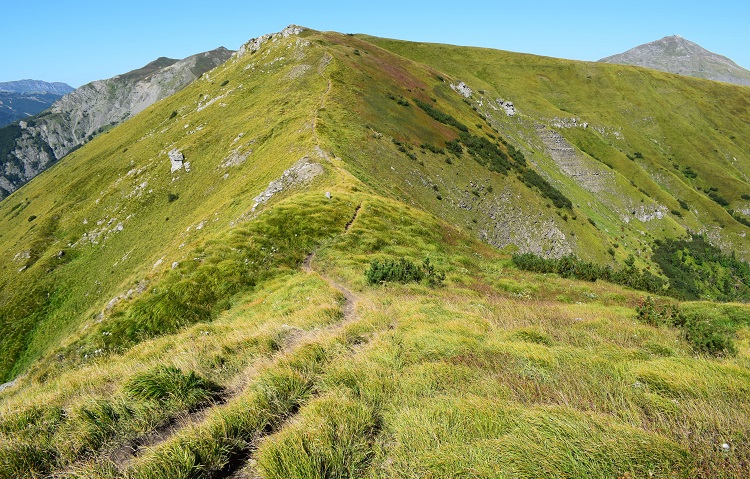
[365,258,445,287]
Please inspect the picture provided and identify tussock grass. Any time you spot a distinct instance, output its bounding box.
[256,392,379,479]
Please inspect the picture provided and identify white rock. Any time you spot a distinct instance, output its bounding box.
[450,81,473,98]
[169,149,185,173]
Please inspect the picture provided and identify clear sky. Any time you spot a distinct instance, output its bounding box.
[3,0,749,88]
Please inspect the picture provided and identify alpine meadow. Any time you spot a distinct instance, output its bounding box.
[1,26,750,478]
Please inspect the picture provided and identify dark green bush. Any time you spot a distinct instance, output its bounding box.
[445,139,463,155]
[512,254,665,294]
[682,166,697,179]
[652,235,750,301]
[707,190,729,207]
[413,99,468,132]
[365,258,445,287]
[636,297,736,357]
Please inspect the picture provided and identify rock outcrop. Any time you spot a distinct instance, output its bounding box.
[0,48,233,200]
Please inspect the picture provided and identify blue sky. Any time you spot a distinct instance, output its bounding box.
[3,0,749,87]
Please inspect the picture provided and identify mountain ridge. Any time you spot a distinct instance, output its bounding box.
[0,79,74,95]
[599,35,750,86]
[0,26,749,477]
[0,80,75,128]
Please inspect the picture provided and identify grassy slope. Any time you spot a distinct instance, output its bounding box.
[362,35,750,259]
[0,28,749,478]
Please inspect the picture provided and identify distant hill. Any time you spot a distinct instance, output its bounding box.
[0,48,232,198]
[0,80,74,127]
[599,35,750,86]
[0,80,74,95]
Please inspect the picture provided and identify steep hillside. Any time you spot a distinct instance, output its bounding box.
[0,48,233,199]
[0,80,74,127]
[363,35,750,263]
[0,27,749,478]
[600,35,750,86]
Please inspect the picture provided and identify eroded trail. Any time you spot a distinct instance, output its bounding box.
[104,207,371,478]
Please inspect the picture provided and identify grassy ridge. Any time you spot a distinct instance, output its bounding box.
[0,28,749,478]
[1,193,749,477]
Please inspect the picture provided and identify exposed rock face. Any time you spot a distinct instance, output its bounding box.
[450,81,473,98]
[600,35,750,86]
[252,156,324,210]
[0,48,233,200]
[235,25,305,59]
[537,126,614,193]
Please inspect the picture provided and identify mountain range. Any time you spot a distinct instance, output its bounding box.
[0,47,233,198]
[0,27,749,478]
[0,80,74,128]
[600,35,750,86]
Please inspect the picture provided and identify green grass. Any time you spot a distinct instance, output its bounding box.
[0,27,749,479]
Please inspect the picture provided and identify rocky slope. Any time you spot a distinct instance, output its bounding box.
[600,35,750,86]
[0,80,74,127]
[0,48,233,198]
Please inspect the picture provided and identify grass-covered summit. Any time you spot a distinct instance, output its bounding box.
[0,26,749,478]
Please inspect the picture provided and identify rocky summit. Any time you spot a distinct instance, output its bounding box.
[600,35,750,86]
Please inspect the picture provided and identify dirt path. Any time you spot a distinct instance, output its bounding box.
[312,78,331,142]
[104,231,365,476]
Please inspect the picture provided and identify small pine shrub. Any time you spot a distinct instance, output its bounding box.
[365,258,445,287]
[636,298,736,356]
[445,139,463,155]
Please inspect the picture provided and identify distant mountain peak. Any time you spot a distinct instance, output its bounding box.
[0,79,74,95]
[599,36,750,86]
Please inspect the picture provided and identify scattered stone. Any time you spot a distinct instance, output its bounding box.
[450,81,473,98]
[172,261,180,269]
[496,98,516,116]
[325,191,332,199]
[0,379,17,394]
[169,149,186,173]
[252,157,324,211]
